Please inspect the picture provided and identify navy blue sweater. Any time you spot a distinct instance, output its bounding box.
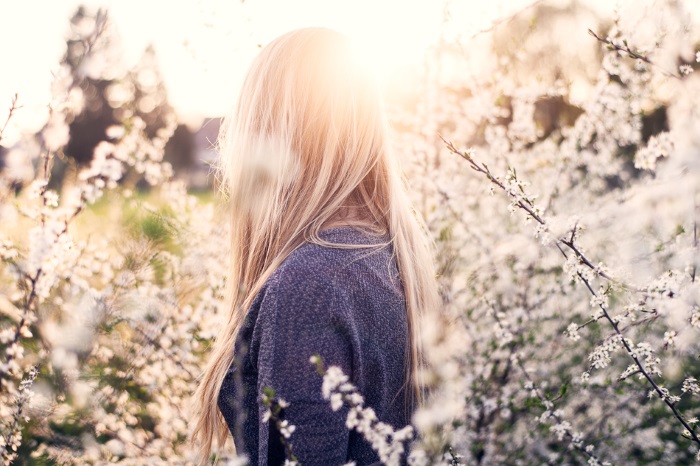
[217,226,413,465]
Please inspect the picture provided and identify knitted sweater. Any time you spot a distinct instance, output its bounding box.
[217,226,413,465]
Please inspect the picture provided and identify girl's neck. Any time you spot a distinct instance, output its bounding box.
[320,206,386,234]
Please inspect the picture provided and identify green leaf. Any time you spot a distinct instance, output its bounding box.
[559,383,569,398]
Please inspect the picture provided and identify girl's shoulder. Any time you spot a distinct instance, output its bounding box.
[262,226,401,310]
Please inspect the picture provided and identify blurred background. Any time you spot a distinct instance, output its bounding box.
[1,0,674,192]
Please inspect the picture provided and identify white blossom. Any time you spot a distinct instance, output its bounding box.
[679,64,694,76]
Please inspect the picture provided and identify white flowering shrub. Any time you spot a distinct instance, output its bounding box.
[394,2,700,465]
[0,10,231,465]
[0,88,231,465]
[2,1,700,465]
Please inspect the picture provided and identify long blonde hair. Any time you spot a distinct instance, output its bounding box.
[191,27,440,463]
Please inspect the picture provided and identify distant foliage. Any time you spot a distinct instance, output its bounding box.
[1,1,700,465]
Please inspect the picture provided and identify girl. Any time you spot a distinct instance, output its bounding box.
[192,27,440,465]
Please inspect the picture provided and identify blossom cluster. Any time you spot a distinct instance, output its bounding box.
[311,356,415,466]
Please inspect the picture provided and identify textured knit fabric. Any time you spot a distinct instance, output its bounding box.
[217,226,414,465]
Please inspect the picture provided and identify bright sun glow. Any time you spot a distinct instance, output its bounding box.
[0,0,645,144]
[343,34,408,91]
[327,2,441,88]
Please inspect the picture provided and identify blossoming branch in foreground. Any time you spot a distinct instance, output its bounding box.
[0,366,37,466]
[310,355,414,466]
[261,387,298,465]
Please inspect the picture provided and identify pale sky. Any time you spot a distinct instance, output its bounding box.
[0,0,690,146]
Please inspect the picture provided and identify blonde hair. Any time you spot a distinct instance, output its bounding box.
[191,27,440,463]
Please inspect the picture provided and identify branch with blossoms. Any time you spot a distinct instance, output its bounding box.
[486,299,607,465]
[310,355,414,466]
[587,29,654,65]
[261,387,298,465]
[586,28,684,79]
[446,447,463,466]
[565,289,660,343]
[130,322,197,380]
[574,270,699,446]
[0,366,37,464]
[443,139,700,449]
[441,136,633,290]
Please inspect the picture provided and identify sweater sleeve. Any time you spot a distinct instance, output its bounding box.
[255,259,353,465]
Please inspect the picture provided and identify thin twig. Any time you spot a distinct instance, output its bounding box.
[692,203,697,283]
[470,1,545,39]
[131,325,196,380]
[587,29,681,79]
[442,137,640,291]
[0,93,21,145]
